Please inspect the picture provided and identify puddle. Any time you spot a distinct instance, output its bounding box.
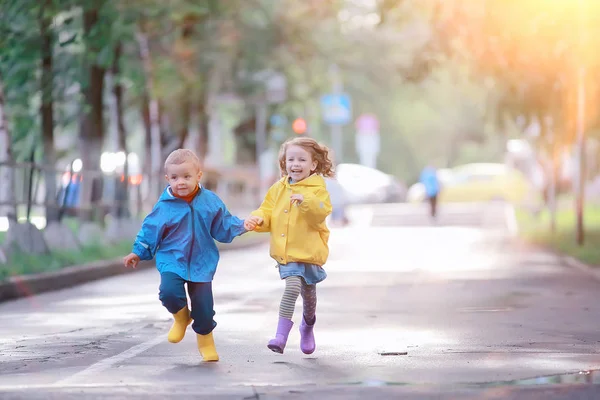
[475,369,600,388]
[457,306,514,313]
[344,370,600,388]
[345,380,409,387]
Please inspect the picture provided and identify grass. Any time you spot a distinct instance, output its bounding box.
[515,205,600,266]
[0,216,129,281]
[0,241,132,282]
[0,230,265,282]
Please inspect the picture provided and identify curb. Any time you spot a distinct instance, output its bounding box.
[560,255,600,282]
[0,234,268,303]
[516,238,600,282]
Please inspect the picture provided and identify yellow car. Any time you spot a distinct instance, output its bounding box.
[408,163,539,205]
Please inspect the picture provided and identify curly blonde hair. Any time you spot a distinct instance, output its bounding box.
[278,137,335,178]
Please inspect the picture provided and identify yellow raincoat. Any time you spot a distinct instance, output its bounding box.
[251,174,332,266]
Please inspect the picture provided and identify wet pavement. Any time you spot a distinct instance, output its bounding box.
[1,203,600,399]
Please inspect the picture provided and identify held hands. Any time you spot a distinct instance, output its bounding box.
[290,194,304,205]
[244,215,263,231]
[123,253,140,269]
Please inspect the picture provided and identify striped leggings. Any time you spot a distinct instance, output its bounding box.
[279,276,317,322]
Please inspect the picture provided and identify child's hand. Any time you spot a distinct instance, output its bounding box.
[123,253,140,269]
[244,215,263,231]
[290,194,304,205]
[244,219,256,231]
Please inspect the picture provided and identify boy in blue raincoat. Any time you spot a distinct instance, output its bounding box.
[123,149,259,362]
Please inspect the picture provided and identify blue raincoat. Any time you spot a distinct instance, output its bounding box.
[419,166,440,198]
[132,185,246,282]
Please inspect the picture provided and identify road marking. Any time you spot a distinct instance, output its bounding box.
[0,382,152,390]
[53,335,165,386]
[51,284,275,387]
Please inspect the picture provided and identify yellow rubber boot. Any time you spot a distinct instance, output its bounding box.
[196,332,219,362]
[167,307,192,343]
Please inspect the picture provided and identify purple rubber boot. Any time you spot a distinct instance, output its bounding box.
[267,317,294,354]
[299,315,316,354]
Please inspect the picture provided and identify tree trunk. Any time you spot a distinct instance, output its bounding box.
[0,75,17,222]
[40,0,59,223]
[160,95,191,158]
[139,92,152,214]
[159,100,174,160]
[548,154,557,234]
[112,42,129,218]
[78,6,106,222]
[540,117,558,234]
[113,44,127,155]
[0,75,49,257]
[141,92,152,173]
[136,29,162,201]
[575,66,586,245]
[197,89,209,164]
[177,91,191,150]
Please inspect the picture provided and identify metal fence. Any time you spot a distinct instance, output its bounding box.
[0,161,262,227]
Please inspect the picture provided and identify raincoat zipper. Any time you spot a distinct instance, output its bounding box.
[187,203,195,281]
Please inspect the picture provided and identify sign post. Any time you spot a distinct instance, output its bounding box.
[320,64,351,164]
[253,71,287,196]
[320,93,351,162]
[355,113,380,169]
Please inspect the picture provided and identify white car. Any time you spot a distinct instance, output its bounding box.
[335,163,405,204]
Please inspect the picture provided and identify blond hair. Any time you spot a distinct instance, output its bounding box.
[278,137,334,178]
[164,149,201,172]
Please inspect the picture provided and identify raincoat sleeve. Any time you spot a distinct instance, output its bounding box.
[299,187,332,227]
[132,203,168,260]
[210,196,247,243]
[250,183,277,232]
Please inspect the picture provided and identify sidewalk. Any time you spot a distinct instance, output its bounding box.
[0,232,267,303]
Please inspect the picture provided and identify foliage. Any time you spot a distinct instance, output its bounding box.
[427,0,600,143]
[4,0,597,183]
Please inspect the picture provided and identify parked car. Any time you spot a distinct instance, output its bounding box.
[335,163,406,204]
[407,163,539,205]
[325,177,350,226]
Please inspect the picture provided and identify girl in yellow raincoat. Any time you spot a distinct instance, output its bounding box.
[245,137,333,354]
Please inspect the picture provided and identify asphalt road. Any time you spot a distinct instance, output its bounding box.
[1,203,600,399]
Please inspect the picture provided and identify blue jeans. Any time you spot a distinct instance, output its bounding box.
[158,272,216,335]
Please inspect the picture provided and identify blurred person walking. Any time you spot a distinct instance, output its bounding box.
[420,165,441,218]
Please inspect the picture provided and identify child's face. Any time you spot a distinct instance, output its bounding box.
[165,162,203,197]
[285,145,317,182]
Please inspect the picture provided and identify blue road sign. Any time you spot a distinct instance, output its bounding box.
[320,93,352,125]
[270,114,287,127]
